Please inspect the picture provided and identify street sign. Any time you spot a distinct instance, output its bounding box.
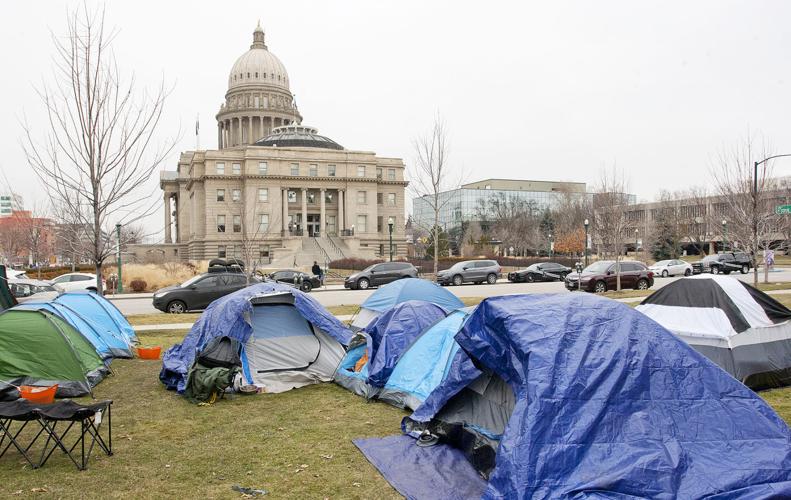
[776,205,791,215]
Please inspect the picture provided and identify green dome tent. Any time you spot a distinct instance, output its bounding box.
[0,309,108,398]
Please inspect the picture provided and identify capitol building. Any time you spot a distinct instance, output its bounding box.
[148,23,407,267]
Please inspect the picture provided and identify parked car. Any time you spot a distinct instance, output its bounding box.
[436,260,502,286]
[269,269,321,292]
[507,262,572,283]
[691,252,752,275]
[153,272,259,313]
[48,272,106,292]
[8,279,61,303]
[344,262,418,290]
[649,259,693,278]
[565,260,654,293]
[7,269,28,280]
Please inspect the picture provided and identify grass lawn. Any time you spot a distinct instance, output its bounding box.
[0,329,404,499]
[126,313,202,326]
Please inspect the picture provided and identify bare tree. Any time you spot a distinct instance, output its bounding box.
[711,136,778,285]
[476,193,542,256]
[21,6,176,294]
[13,205,55,277]
[593,168,630,291]
[410,114,462,274]
[237,183,281,284]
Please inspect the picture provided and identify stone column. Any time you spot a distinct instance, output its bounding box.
[320,188,326,237]
[338,189,345,233]
[217,123,223,149]
[301,188,308,237]
[282,188,289,236]
[225,120,231,147]
[164,192,172,243]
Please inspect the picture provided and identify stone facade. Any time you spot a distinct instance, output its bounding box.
[141,24,408,268]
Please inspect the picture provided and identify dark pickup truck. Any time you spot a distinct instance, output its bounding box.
[691,252,752,275]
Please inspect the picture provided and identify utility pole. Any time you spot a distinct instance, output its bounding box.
[116,223,123,293]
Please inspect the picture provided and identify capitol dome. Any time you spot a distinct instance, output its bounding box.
[228,22,289,91]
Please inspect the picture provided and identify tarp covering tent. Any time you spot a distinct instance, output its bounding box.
[0,309,108,398]
[0,265,17,311]
[378,308,471,410]
[15,302,134,360]
[357,294,791,499]
[160,282,351,394]
[335,301,448,400]
[53,291,137,345]
[350,278,463,330]
[637,275,791,389]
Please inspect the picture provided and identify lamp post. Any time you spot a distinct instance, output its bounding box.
[721,219,727,252]
[115,223,123,294]
[548,233,553,258]
[583,219,590,267]
[634,228,639,261]
[753,154,791,285]
[388,217,394,262]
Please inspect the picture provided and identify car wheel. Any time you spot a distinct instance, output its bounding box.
[452,274,463,286]
[486,273,497,284]
[526,274,535,283]
[661,270,668,278]
[357,278,370,290]
[300,282,313,293]
[711,266,720,274]
[684,269,691,277]
[741,264,749,274]
[167,300,187,314]
[723,270,731,275]
[594,281,607,293]
[636,279,650,290]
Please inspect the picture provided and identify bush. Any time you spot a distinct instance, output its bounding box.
[406,255,580,273]
[129,279,148,292]
[328,257,384,271]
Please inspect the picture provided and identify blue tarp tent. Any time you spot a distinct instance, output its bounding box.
[160,282,352,394]
[350,278,463,330]
[378,308,471,410]
[53,291,137,345]
[14,301,133,360]
[335,300,449,399]
[357,294,791,499]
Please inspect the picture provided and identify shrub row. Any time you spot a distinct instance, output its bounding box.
[328,255,581,274]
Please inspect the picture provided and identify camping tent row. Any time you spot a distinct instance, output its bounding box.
[0,291,137,398]
[637,274,791,389]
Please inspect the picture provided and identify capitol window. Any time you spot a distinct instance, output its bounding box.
[255,72,258,78]
[387,168,395,181]
[259,214,269,233]
[357,191,367,204]
[290,163,299,176]
[287,191,297,203]
[232,189,241,202]
[216,162,225,175]
[309,164,318,177]
[232,163,241,175]
[258,162,267,175]
[356,215,367,233]
[258,188,268,202]
[388,193,396,206]
[217,215,226,233]
[233,215,241,232]
[328,165,336,177]
[357,166,365,177]
[216,189,225,202]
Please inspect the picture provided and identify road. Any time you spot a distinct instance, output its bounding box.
[110,268,791,316]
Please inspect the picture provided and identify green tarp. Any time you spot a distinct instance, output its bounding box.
[0,309,108,397]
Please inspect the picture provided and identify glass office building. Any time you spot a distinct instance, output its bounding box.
[412,178,592,232]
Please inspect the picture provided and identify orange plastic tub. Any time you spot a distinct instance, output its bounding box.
[137,346,162,360]
[18,385,58,404]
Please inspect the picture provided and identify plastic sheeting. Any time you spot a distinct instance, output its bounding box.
[360,278,463,313]
[404,293,791,498]
[365,301,448,387]
[160,282,351,393]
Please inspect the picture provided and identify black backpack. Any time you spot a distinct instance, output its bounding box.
[196,336,242,369]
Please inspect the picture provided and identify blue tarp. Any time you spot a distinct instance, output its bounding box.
[14,302,133,359]
[52,291,137,344]
[360,278,463,313]
[393,293,791,498]
[365,301,448,387]
[160,282,352,392]
[382,309,470,408]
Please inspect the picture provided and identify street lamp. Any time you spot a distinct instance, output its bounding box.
[583,219,590,267]
[635,228,639,261]
[721,219,727,252]
[753,154,791,285]
[115,223,123,294]
[388,217,394,262]
[548,233,553,258]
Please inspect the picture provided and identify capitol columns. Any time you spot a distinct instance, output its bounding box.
[164,192,172,244]
[319,188,326,237]
[301,188,308,237]
[338,189,345,233]
[281,188,289,236]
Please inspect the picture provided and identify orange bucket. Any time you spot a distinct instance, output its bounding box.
[137,346,162,360]
[18,385,58,404]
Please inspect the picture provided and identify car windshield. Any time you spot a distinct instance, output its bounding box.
[703,255,719,262]
[654,260,670,266]
[526,264,539,271]
[361,264,378,272]
[584,261,612,273]
[181,275,204,287]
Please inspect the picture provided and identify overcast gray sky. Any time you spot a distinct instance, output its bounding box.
[2,1,790,241]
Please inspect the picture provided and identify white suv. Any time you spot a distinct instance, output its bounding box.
[49,272,106,292]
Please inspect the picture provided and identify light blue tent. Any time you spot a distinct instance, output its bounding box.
[378,308,471,410]
[52,291,137,345]
[14,301,134,360]
[350,278,463,330]
[335,300,449,399]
